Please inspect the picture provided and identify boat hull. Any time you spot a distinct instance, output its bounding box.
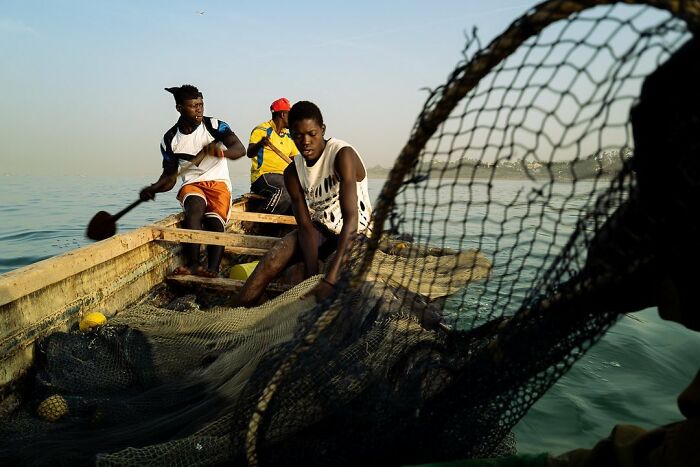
[0,214,184,414]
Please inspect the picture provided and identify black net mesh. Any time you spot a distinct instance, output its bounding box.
[2,1,700,465]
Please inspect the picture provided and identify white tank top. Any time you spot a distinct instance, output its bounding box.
[294,138,372,235]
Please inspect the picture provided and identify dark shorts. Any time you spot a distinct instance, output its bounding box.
[314,223,340,260]
[251,173,292,215]
[309,223,370,259]
[290,223,339,265]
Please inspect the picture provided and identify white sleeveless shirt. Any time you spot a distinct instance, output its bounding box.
[294,138,372,235]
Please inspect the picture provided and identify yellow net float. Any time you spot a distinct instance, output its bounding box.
[79,311,107,332]
[36,394,69,422]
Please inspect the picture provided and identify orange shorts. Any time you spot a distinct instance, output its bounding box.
[177,181,231,226]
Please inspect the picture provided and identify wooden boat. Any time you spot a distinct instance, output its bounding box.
[0,188,489,423]
[0,194,298,416]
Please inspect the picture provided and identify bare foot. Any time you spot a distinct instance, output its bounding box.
[194,265,218,278]
[172,266,193,275]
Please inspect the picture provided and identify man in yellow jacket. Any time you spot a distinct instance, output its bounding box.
[246,97,299,214]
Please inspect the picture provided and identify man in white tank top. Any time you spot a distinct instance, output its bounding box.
[235,101,372,306]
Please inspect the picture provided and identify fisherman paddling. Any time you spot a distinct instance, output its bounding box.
[139,84,246,277]
[246,97,299,214]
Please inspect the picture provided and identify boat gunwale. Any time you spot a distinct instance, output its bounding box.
[0,213,182,307]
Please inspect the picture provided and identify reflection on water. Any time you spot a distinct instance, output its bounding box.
[1,176,699,456]
[0,176,250,275]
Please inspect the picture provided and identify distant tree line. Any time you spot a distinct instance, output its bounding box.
[367,149,633,180]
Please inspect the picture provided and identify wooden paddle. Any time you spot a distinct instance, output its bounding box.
[85,152,213,241]
[86,199,144,241]
[261,136,292,164]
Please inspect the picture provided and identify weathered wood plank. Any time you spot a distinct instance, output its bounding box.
[231,211,297,225]
[224,246,269,256]
[233,193,266,202]
[0,213,182,307]
[166,275,291,293]
[231,199,249,211]
[151,227,280,249]
[231,193,266,212]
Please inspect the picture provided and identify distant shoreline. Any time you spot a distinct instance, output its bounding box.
[366,152,629,181]
[365,167,619,181]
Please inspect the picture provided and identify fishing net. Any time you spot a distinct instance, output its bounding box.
[2,0,700,465]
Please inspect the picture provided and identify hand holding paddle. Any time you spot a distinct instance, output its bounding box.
[260,136,292,164]
[85,145,221,241]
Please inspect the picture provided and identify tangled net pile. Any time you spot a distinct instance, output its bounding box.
[2,1,700,465]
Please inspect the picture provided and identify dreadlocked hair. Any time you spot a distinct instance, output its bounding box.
[165,84,202,104]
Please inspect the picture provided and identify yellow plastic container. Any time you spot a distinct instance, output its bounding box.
[229,261,259,280]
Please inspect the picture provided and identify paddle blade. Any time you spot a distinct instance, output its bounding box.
[86,211,117,241]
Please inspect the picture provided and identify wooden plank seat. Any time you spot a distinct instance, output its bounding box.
[230,193,297,225]
[231,211,297,225]
[150,226,279,250]
[166,274,291,293]
[153,226,303,291]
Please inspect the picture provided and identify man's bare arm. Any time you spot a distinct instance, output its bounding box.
[139,166,178,201]
[220,130,246,160]
[285,163,319,276]
[325,147,362,284]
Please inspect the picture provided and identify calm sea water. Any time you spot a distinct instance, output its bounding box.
[1,175,699,456]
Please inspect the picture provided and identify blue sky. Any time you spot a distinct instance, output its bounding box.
[0,1,534,178]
